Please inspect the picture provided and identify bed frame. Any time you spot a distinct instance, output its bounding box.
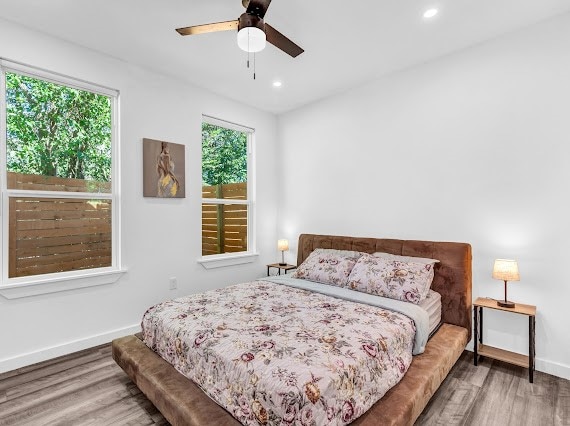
[112,234,472,426]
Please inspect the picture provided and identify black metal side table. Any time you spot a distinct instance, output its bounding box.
[473,297,536,382]
[266,263,296,276]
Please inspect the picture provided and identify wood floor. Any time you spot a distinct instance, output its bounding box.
[0,345,568,425]
[417,352,570,425]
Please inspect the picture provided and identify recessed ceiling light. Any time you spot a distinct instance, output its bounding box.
[273,81,282,88]
[423,8,438,19]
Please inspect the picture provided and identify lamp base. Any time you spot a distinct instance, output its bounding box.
[278,262,287,266]
[497,300,515,308]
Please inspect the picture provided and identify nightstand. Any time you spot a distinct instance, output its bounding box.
[473,297,536,382]
[266,263,296,276]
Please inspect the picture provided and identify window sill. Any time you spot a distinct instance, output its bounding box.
[198,252,259,269]
[0,268,128,299]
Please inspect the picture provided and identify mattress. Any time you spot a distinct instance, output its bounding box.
[141,280,419,425]
[419,289,442,336]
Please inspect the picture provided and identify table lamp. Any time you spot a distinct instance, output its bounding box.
[278,239,289,266]
[492,259,520,308]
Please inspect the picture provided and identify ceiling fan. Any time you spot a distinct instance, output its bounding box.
[175,0,304,58]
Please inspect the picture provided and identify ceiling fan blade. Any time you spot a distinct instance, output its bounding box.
[176,20,238,36]
[246,0,272,19]
[265,24,304,58]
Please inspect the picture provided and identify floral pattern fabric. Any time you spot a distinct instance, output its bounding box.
[291,248,362,287]
[142,280,415,425]
[373,251,439,265]
[347,254,435,304]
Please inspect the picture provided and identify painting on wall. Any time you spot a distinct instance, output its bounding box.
[143,138,186,198]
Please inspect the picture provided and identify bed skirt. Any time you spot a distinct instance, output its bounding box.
[112,323,468,426]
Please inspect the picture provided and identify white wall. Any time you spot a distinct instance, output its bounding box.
[277,13,570,379]
[0,19,279,372]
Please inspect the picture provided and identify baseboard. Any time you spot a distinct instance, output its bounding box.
[464,347,570,381]
[535,358,570,381]
[0,324,140,374]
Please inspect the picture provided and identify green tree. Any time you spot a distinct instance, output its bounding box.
[201,123,247,186]
[5,72,112,182]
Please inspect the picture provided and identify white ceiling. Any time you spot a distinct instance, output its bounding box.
[1,0,570,114]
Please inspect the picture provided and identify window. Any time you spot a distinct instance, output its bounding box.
[0,60,121,296]
[200,116,255,265]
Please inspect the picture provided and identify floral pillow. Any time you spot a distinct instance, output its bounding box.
[346,253,436,304]
[291,248,362,287]
[373,251,439,265]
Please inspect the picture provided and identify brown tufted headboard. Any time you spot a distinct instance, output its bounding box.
[297,234,473,341]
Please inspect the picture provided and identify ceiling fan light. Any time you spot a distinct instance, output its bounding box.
[237,27,266,53]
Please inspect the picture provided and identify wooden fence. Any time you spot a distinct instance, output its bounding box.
[202,182,247,256]
[8,171,111,193]
[7,172,112,278]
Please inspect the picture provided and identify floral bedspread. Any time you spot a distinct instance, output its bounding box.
[141,280,416,425]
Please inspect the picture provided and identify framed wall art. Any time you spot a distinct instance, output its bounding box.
[143,138,185,198]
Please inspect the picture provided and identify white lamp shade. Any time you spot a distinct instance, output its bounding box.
[492,259,520,281]
[237,27,266,53]
[277,239,289,251]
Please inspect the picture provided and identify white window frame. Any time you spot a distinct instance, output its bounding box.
[198,115,257,269]
[0,59,125,299]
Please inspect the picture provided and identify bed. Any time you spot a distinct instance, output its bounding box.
[112,234,472,425]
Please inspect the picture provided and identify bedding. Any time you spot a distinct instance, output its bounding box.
[373,251,439,265]
[141,279,418,425]
[290,248,362,287]
[418,290,442,336]
[266,275,429,354]
[346,253,435,304]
